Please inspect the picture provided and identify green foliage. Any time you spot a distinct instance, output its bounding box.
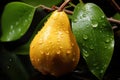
[0,50,29,80]
[0,0,118,80]
[113,13,120,20]
[13,13,51,55]
[72,3,114,79]
[1,2,35,41]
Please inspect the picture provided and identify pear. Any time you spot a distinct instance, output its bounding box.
[30,10,80,77]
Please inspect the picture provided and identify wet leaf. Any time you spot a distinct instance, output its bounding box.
[1,2,35,41]
[72,3,114,79]
[113,13,120,20]
[0,50,29,80]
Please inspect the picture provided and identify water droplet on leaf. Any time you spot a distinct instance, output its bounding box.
[92,22,98,28]
[7,65,10,69]
[83,49,89,57]
[83,34,88,40]
[10,25,13,29]
[105,46,108,49]
[25,19,28,22]
[9,58,12,62]
[73,19,78,23]
[100,30,102,33]
[96,67,99,69]
[90,45,94,50]
[93,63,97,66]
[18,28,21,32]
[91,69,95,74]
[105,39,110,43]
[102,15,105,18]
[16,22,19,25]
[100,70,104,73]
[104,64,107,68]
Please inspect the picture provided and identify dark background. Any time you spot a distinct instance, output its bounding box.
[0,0,120,80]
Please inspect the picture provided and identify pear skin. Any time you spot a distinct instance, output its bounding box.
[30,10,80,77]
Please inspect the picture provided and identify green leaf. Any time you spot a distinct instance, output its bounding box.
[1,2,35,41]
[21,0,63,7]
[113,13,120,20]
[72,3,114,79]
[0,50,29,80]
[13,13,51,55]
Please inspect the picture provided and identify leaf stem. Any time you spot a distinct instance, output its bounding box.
[39,5,55,11]
[107,17,120,24]
[111,0,120,12]
[39,5,120,25]
[69,2,76,8]
[52,6,73,14]
[58,0,71,12]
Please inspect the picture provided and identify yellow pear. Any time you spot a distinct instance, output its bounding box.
[30,10,80,77]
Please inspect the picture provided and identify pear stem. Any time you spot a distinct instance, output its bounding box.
[38,5,120,25]
[58,0,71,12]
[52,6,73,14]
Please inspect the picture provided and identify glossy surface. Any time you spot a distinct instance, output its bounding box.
[30,10,80,77]
[72,3,114,79]
[1,2,35,41]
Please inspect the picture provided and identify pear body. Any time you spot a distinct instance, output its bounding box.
[30,10,80,76]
